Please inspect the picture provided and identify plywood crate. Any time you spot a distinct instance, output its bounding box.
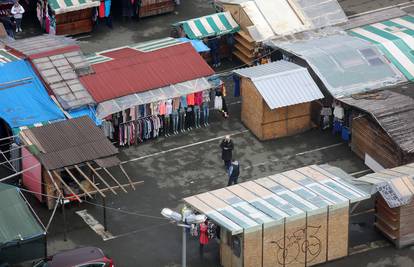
[139,0,175,18]
[55,8,93,35]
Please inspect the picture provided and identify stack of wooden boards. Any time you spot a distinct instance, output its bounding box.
[233,30,258,65]
[358,163,414,248]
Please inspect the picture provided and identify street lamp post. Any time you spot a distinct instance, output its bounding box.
[161,207,206,267]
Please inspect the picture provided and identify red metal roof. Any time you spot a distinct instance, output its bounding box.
[80,43,215,103]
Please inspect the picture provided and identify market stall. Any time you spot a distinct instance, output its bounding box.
[139,0,175,18]
[172,12,240,64]
[358,163,414,248]
[234,61,323,140]
[184,165,369,267]
[219,0,347,65]
[339,90,414,169]
[36,0,100,35]
[81,42,217,147]
[19,116,141,209]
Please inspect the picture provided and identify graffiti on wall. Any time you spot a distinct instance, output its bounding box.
[270,225,322,265]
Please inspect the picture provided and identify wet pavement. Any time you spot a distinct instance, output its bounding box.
[6,0,414,266]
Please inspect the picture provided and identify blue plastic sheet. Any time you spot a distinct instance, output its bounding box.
[178,38,210,53]
[0,60,65,128]
[69,106,102,126]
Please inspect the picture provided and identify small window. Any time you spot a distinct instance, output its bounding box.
[367,58,384,66]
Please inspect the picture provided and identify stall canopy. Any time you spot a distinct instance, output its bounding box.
[342,7,407,30]
[184,165,369,235]
[340,90,414,156]
[234,60,323,109]
[0,183,45,248]
[220,0,347,41]
[348,15,414,81]
[269,34,405,98]
[174,11,240,39]
[0,48,19,63]
[47,0,100,15]
[0,60,65,129]
[178,38,210,53]
[80,42,215,103]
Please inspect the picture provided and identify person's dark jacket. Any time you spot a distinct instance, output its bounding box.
[220,139,233,161]
[229,163,240,178]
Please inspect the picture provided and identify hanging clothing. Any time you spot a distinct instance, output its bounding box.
[214,96,222,110]
[165,99,173,115]
[199,223,209,245]
[194,92,203,106]
[180,95,188,108]
[233,74,240,97]
[187,93,195,106]
[172,97,180,111]
[159,101,166,115]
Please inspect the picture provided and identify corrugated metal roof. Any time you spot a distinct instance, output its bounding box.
[342,7,407,30]
[80,42,215,103]
[348,15,414,81]
[339,90,414,153]
[220,0,346,41]
[234,61,323,109]
[20,116,119,170]
[269,34,405,98]
[184,165,369,234]
[32,51,95,110]
[0,48,19,63]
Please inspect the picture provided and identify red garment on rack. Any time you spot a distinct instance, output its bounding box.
[99,1,105,18]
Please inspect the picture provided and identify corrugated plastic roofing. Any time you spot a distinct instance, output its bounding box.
[3,35,78,58]
[270,34,405,98]
[348,15,414,81]
[80,42,215,103]
[32,50,95,110]
[184,165,369,234]
[21,116,118,170]
[234,61,323,109]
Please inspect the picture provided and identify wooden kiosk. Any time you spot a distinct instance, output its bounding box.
[184,165,369,267]
[234,61,323,140]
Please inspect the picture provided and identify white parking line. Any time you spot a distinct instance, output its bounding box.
[244,142,344,170]
[119,129,249,165]
[76,210,115,241]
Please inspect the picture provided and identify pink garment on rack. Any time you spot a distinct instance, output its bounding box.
[194,92,203,106]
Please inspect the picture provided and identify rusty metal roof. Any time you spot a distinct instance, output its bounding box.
[21,116,118,170]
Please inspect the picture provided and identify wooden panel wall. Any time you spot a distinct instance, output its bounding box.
[241,77,264,139]
[351,116,402,168]
[307,212,328,266]
[55,8,93,35]
[263,223,285,267]
[327,206,349,261]
[223,4,253,32]
[244,230,263,267]
[283,216,307,267]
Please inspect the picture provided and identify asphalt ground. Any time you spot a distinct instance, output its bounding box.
[5,0,414,266]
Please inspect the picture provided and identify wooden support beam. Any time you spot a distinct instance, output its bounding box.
[46,170,63,197]
[52,170,82,203]
[103,167,128,193]
[119,164,135,190]
[86,162,117,195]
[74,165,105,197]
[74,181,144,198]
[64,167,93,199]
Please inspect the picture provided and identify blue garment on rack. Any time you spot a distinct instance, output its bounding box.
[233,74,240,97]
[105,0,111,17]
[180,96,188,108]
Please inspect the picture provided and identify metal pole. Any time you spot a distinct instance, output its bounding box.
[61,199,67,241]
[103,196,108,232]
[182,226,186,267]
[44,233,48,259]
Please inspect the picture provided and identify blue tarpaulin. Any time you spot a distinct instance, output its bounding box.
[0,60,65,129]
[69,106,102,126]
[178,38,210,53]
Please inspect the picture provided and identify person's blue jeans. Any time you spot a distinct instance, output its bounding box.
[171,112,179,133]
[179,108,186,131]
[194,105,201,127]
[202,102,209,125]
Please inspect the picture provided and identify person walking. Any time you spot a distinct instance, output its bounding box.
[199,220,209,258]
[220,135,233,169]
[11,1,24,33]
[227,161,240,186]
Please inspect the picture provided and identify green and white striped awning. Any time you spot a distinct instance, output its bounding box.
[348,15,414,81]
[48,0,100,15]
[86,38,183,65]
[176,11,240,40]
[0,49,19,64]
